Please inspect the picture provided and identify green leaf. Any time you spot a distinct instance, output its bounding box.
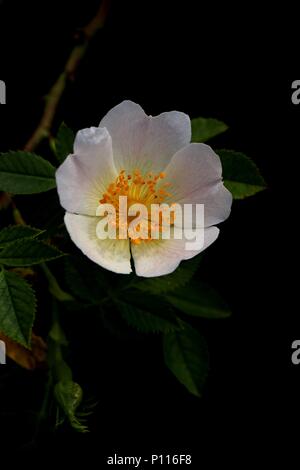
[0,225,44,248]
[164,323,209,397]
[55,380,88,433]
[0,239,64,266]
[55,381,83,412]
[166,281,231,319]
[116,291,179,333]
[0,268,36,347]
[134,256,201,295]
[0,151,56,194]
[64,257,108,303]
[191,117,228,142]
[217,149,266,199]
[55,123,75,163]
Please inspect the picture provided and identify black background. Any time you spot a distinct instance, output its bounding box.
[0,0,298,464]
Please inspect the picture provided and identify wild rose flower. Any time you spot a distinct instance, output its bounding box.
[56,101,232,277]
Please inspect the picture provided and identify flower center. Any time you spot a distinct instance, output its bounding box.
[99,169,173,244]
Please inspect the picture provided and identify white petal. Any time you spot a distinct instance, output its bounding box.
[56,127,117,216]
[64,212,132,274]
[131,226,219,277]
[99,100,191,173]
[164,143,232,227]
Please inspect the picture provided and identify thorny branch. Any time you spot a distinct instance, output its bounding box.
[24,0,111,152]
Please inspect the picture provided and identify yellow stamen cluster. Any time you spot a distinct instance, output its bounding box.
[100,169,171,206]
[99,168,173,244]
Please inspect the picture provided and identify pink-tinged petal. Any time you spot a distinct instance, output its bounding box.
[131,226,219,277]
[64,212,132,274]
[56,127,117,216]
[99,100,191,173]
[164,143,232,227]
